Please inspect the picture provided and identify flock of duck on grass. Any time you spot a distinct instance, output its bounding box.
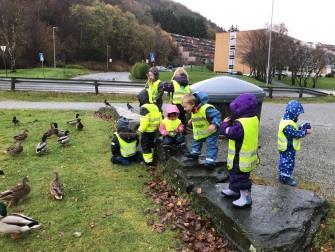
[0,113,83,240]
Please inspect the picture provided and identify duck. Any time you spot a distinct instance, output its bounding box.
[6,141,23,156]
[0,177,30,208]
[44,123,56,138]
[0,202,41,240]
[35,134,48,155]
[57,130,70,145]
[50,172,64,200]
[13,129,28,141]
[67,113,80,125]
[104,99,112,107]
[53,123,66,137]
[76,118,84,130]
[12,116,20,126]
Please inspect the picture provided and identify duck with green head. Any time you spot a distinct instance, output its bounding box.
[0,202,40,240]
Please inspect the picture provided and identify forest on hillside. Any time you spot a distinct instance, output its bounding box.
[0,0,222,70]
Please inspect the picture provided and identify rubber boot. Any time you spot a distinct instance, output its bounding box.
[221,188,239,198]
[232,190,252,208]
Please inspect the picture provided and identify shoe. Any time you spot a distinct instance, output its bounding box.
[232,190,252,208]
[279,176,298,187]
[221,188,239,197]
[184,152,199,159]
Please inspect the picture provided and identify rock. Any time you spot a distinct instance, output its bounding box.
[165,156,330,252]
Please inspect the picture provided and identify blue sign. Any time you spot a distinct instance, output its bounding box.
[149,52,156,63]
[38,52,44,63]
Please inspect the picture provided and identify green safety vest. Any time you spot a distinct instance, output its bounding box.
[147,80,161,103]
[162,118,181,134]
[140,103,162,132]
[277,119,301,151]
[115,132,137,157]
[191,104,216,140]
[227,116,259,173]
[171,80,190,104]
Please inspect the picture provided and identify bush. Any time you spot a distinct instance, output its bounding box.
[325,73,334,78]
[235,71,243,75]
[131,62,150,80]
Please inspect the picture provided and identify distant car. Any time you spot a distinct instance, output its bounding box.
[156,66,172,72]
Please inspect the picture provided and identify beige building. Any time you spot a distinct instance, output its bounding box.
[214,30,253,74]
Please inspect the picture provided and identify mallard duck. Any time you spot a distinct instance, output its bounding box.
[0,177,30,208]
[35,134,48,155]
[44,123,56,138]
[50,172,64,200]
[13,129,28,141]
[0,202,40,240]
[57,130,70,145]
[6,141,23,156]
[76,118,84,130]
[67,113,80,125]
[53,123,66,137]
[12,116,20,126]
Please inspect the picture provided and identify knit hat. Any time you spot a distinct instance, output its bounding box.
[116,117,130,131]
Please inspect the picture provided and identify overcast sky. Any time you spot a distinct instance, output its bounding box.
[173,0,335,45]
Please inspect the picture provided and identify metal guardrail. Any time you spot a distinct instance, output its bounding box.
[0,77,330,97]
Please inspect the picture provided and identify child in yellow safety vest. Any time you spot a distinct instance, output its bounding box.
[137,89,162,167]
[145,67,164,111]
[159,104,186,159]
[111,117,141,166]
[182,91,221,169]
[220,93,259,208]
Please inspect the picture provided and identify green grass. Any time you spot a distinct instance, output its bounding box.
[0,110,177,251]
[277,77,335,90]
[0,66,90,79]
[0,91,137,103]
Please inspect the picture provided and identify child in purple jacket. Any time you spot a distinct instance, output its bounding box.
[220,93,259,208]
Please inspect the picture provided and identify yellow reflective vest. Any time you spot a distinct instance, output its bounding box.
[227,116,259,173]
[147,79,161,103]
[171,80,190,104]
[162,118,181,136]
[115,132,137,157]
[138,103,162,133]
[277,119,301,151]
[191,104,216,140]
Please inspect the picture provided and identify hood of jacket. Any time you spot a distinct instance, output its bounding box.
[283,100,304,121]
[137,89,150,107]
[229,93,257,118]
[166,104,180,116]
[193,91,209,107]
[173,74,189,87]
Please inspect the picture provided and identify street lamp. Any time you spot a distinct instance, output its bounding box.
[106,45,110,72]
[266,0,275,85]
[53,26,57,68]
[0,45,7,77]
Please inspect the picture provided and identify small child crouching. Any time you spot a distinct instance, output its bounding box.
[159,104,186,159]
[220,93,259,208]
[111,117,141,165]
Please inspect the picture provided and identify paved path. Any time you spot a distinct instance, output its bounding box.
[72,72,131,81]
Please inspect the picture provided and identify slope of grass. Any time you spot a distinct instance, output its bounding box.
[0,66,90,79]
[0,110,176,251]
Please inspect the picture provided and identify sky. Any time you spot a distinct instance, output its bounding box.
[173,0,335,45]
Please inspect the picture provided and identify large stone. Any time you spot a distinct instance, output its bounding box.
[164,157,329,252]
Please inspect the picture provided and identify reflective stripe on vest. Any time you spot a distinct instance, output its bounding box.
[191,104,216,140]
[115,132,137,157]
[162,118,181,133]
[141,103,162,132]
[277,119,301,151]
[227,116,259,173]
[147,79,161,103]
[171,80,190,104]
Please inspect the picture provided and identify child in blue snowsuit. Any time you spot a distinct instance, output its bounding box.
[182,91,221,168]
[278,100,312,186]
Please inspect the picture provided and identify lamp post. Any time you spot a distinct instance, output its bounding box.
[53,26,57,68]
[0,45,7,77]
[106,45,111,72]
[266,0,275,85]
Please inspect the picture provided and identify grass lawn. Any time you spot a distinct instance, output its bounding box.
[0,66,90,79]
[0,110,177,251]
[277,77,335,90]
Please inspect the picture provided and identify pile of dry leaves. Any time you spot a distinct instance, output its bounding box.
[144,172,235,252]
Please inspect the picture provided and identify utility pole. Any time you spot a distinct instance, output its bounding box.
[53,27,57,68]
[266,0,275,85]
[106,45,110,72]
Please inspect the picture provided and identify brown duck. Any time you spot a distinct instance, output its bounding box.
[0,177,30,207]
[6,141,23,156]
[13,129,28,141]
[44,123,57,138]
[76,118,84,130]
[50,172,64,200]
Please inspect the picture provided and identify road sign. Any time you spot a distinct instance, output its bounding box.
[149,52,156,63]
[38,52,44,62]
[0,46,6,52]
